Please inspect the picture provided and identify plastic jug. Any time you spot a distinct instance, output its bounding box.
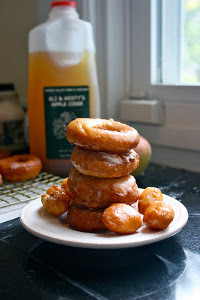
[27,1,100,177]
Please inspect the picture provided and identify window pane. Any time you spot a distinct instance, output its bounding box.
[155,0,200,85]
[182,0,200,84]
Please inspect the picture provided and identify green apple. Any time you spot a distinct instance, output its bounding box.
[131,136,152,177]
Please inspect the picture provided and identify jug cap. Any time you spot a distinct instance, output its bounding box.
[51,1,77,8]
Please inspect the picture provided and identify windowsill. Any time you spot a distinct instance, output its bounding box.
[147,85,200,102]
[120,98,200,172]
[151,83,200,88]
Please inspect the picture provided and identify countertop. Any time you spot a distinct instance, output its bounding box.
[0,163,199,300]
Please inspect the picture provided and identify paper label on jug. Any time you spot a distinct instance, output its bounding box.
[44,86,89,159]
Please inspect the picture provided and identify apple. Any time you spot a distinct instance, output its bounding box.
[131,136,152,177]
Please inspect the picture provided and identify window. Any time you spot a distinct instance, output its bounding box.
[122,0,200,172]
[130,0,200,102]
[180,0,200,84]
[154,0,200,85]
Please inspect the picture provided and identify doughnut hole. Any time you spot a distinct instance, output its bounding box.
[41,185,70,217]
[138,187,163,214]
[102,203,142,235]
[143,201,175,231]
[61,177,71,197]
[17,157,28,162]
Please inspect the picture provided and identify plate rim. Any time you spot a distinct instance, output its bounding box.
[20,192,188,249]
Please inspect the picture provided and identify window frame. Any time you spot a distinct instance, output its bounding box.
[125,0,200,172]
[131,0,200,100]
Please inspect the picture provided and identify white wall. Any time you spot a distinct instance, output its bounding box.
[77,0,131,119]
[0,1,37,105]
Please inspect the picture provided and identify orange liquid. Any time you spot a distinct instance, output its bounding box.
[28,51,99,176]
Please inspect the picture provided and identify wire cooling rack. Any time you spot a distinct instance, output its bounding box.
[0,172,63,209]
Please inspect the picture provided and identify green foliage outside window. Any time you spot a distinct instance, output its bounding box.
[183,0,200,83]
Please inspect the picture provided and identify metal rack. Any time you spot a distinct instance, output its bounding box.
[0,172,63,209]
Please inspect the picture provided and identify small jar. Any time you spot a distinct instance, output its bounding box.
[0,83,26,151]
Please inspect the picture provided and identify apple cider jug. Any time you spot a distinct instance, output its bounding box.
[28,1,100,177]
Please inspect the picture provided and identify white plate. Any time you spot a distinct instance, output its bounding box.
[20,191,188,249]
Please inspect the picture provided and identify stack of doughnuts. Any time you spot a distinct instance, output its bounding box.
[66,118,140,232]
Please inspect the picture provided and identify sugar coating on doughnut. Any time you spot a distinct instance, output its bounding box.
[66,118,140,153]
[68,168,140,208]
[71,146,139,178]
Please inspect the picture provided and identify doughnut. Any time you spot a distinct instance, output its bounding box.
[0,174,2,186]
[66,118,140,153]
[0,150,12,160]
[41,185,70,217]
[0,154,42,182]
[102,203,142,235]
[143,201,174,230]
[68,168,140,208]
[138,187,163,214]
[71,146,139,178]
[66,202,106,232]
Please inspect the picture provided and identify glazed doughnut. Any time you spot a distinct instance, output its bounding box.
[0,154,42,182]
[66,202,106,232]
[0,174,2,186]
[66,118,140,153]
[143,201,174,231]
[71,146,139,178]
[68,168,140,208]
[41,185,70,217]
[102,203,142,235]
